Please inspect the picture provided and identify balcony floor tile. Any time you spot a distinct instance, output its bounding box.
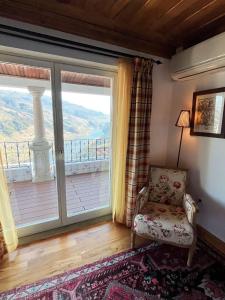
[9,171,110,227]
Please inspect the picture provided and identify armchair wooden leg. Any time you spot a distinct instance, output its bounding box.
[187,242,196,267]
[131,231,136,249]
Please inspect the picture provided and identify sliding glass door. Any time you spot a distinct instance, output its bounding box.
[55,64,113,225]
[0,54,61,236]
[0,53,115,236]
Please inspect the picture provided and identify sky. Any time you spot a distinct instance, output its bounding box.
[0,87,110,115]
[61,92,110,115]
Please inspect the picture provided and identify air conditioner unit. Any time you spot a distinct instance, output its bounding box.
[170,32,225,81]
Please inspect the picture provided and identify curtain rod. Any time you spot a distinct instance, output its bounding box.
[0,24,162,65]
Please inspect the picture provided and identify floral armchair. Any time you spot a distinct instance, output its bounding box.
[131,166,198,267]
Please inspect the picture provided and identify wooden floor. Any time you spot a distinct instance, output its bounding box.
[0,221,146,292]
[9,171,109,226]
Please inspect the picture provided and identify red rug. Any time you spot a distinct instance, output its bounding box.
[1,241,225,299]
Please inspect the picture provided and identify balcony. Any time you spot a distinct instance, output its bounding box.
[1,138,110,227]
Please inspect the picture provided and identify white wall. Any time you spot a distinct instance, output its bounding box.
[150,62,173,165]
[167,71,225,242]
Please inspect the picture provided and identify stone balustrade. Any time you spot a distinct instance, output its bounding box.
[5,159,109,183]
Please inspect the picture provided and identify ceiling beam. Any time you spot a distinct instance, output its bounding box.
[0,0,173,57]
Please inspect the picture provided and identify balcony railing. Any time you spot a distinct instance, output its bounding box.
[0,138,110,169]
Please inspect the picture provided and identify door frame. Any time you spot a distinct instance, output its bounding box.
[0,53,117,237]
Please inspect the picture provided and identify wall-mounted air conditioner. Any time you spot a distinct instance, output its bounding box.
[170,32,225,81]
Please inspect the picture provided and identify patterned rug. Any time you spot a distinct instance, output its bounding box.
[1,241,225,300]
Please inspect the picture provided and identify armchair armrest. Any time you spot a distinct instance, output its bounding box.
[131,186,149,231]
[183,194,199,226]
[134,186,149,216]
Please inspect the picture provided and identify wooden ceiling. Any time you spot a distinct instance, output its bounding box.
[0,0,225,58]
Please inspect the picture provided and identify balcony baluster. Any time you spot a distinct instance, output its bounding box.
[0,138,109,170]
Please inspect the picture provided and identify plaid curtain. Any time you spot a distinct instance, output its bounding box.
[125,58,153,227]
[0,221,7,262]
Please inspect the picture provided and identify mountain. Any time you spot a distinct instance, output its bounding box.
[0,90,110,141]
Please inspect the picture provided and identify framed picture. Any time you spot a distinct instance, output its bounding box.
[190,87,225,138]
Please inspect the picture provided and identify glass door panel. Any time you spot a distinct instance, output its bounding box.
[0,59,60,235]
[60,68,112,219]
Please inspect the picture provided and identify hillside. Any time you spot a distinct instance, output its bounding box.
[0,90,110,141]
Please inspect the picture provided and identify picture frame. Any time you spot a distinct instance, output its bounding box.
[190,87,225,138]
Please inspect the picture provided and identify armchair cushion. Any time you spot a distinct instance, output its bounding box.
[134,202,194,246]
[149,167,187,206]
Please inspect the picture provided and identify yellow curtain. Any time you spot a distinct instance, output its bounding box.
[112,59,133,223]
[0,151,18,252]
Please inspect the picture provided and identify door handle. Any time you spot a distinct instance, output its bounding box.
[56,149,64,160]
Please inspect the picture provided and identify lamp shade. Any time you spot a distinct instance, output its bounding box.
[175,110,190,128]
